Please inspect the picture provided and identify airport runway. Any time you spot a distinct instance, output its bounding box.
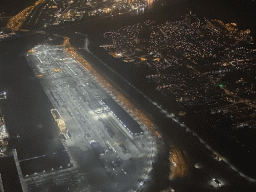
[26,44,159,191]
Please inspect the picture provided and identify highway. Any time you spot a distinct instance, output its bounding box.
[26,44,159,191]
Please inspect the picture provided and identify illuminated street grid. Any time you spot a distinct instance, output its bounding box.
[102,12,256,130]
[26,44,158,191]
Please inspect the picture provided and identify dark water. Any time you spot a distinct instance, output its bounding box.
[186,0,256,38]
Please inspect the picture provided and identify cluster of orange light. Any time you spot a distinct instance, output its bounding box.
[54,68,61,72]
[146,0,154,9]
[169,143,190,180]
[7,0,45,31]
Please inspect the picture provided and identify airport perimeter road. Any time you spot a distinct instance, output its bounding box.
[26,44,159,191]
